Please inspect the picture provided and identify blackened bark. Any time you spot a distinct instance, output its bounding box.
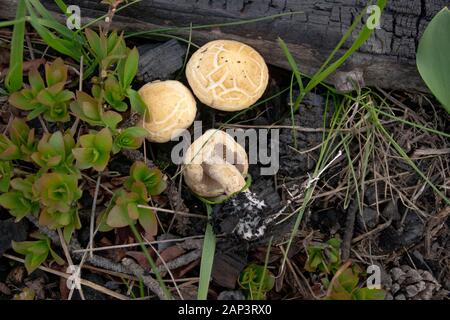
[0,0,447,91]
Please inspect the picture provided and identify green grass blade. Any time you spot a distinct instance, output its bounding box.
[0,18,27,28]
[278,37,304,92]
[368,106,450,206]
[197,204,216,300]
[305,0,387,93]
[5,0,26,92]
[128,222,172,299]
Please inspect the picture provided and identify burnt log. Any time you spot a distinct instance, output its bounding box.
[0,0,447,91]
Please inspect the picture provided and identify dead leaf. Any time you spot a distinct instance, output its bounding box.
[156,246,185,266]
[0,282,11,295]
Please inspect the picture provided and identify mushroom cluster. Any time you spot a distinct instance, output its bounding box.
[138,39,269,197]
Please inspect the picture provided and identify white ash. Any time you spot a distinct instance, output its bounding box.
[232,190,268,241]
[229,190,266,210]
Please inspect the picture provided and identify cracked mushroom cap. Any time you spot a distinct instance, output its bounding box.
[138,80,197,143]
[186,40,269,112]
[183,129,249,197]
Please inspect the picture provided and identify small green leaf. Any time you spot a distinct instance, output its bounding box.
[127,88,146,115]
[106,204,129,228]
[138,208,157,236]
[121,47,139,89]
[5,0,26,92]
[28,67,45,93]
[45,58,68,87]
[417,7,450,113]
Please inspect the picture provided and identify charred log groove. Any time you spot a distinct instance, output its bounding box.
[0,0,447,91]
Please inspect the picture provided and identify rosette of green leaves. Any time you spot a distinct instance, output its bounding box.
[0,118,36,161]
[33,172,81,214]
[31,131,77,174]
[324,265,386,300]
[8,58,74,122]
[72,128,112,171]
[305,237,341,274]
[125,161,167,196]
[112,127,147,154]
[106,184,157,236]
[12,232,64,274]
[85,29,127,77]
[85,28,145,115]
[39,207,81,243]
[0,160,12,192]
[239,264,275,300]
[0,176,39,221]
[70,91,122,130]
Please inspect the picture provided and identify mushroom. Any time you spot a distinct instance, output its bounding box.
[183,129,248,197]
[186,39,269,112]
[138,80,197,143]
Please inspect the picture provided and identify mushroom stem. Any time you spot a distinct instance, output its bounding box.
[202,155,246,196]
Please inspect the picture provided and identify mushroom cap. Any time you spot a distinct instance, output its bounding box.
[183,129,249,197]
[138,80,197,143]
[186,40,269,112]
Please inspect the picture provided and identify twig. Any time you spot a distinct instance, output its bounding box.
[326,260,352,297]
[89,174,102,258]
[3,254,129,300]
[351,219,392,244]
[137,205,207,219]
[146,241,184,300]
[72,236,205,254]
[121,258,168,300]
[56,228,85,300]
[151,249,202,275]
[341,200,357,261]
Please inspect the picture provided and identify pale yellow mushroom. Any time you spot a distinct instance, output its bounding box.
[138,80,197,143]
[186,40,269,112]
[183,129,249,197]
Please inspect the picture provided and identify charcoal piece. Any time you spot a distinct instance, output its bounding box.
[212,178,282,241]
[278,94,334,177]
[0,218,28,257]
[212,238,248,289]
[308,208,344,235]
[137,40,186,82]
[378,213,424,252]
[217,290,246,300]
[356,207,380,230]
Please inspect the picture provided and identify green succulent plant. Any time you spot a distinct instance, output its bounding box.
[112,127,147,154]
[239,264,275,300]
[85,29,127,74]
[8,58,74,122]
[0,118,36,161]
[70,90,123,130]
[324,265,386,300]
[0,176,39,221]
[125,161,167,196]
[32,172,81,214]
[31,131,77,174]
[105,161,167,235]
[39,207,81,243]
[12,232,64,274]
[86,28,145,115]
[305,237,341,274]
[0,160,12,192]
[72,128,112,171]
[106,187,158,236]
